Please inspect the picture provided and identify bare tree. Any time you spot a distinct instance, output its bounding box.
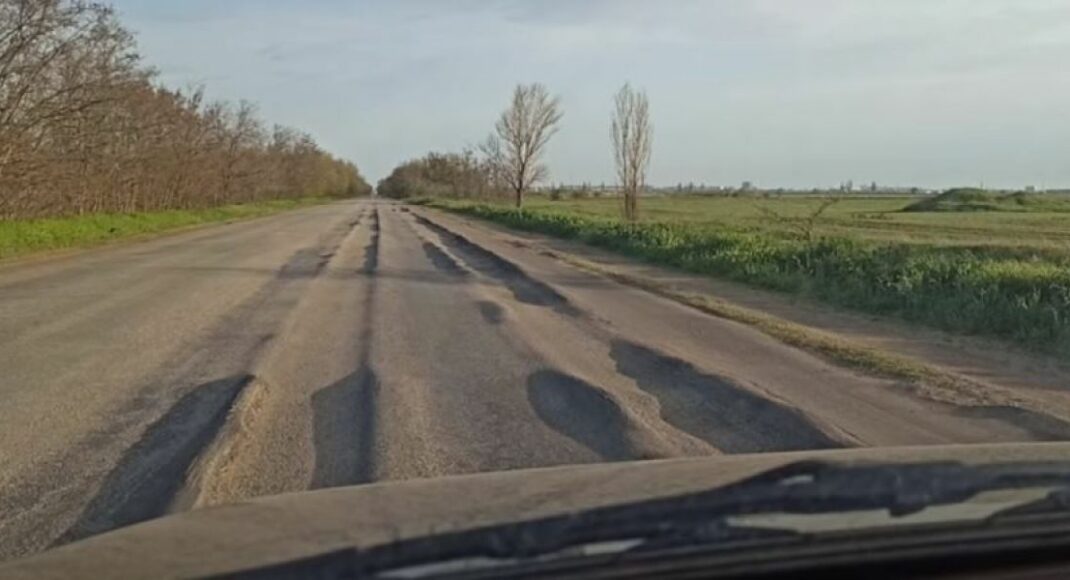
[754,195,842,246]
[477,133,510,198]
[493,83,562,208]
[0,0,370,219]
[753,194,843,270]
[612,83,652,222]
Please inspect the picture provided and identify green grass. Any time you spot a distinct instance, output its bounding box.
[0,197,336,261]
[425,196,1070,356]
[904,188,1070,213]
[513,195,1070,254]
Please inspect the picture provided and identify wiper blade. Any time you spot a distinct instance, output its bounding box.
[705,459,1070,517]
[237,460,1070,578]
[989,487,1070,520]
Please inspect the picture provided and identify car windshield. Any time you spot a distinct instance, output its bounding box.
[3,1,1070,577]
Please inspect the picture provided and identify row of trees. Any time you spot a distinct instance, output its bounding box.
[376,150,498,200]
[1,0,369,220]
[378,82,653,221]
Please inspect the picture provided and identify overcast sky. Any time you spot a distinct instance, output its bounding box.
[113,0,1070,189]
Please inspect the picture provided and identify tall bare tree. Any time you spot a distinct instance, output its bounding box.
[493,83,562,208]
[612,83,652,222]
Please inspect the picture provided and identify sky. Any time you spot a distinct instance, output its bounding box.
[112,0,1070,189]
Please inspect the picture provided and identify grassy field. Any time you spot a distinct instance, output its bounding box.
[0,197,336,261]
[520,195,1070,255]
[426,193,1070,356]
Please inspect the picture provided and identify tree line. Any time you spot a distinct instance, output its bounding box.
[376,150,497,200]
[378,82,652,221]
[0,0,370,220]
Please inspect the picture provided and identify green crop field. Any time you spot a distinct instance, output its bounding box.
[425,191,1070,356]
[519,195,1070,255]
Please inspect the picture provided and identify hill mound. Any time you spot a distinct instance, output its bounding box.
[904,188,1070,212]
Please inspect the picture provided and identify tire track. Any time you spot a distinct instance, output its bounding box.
[526,370,646,461]
[421,241,468,277]
[413,214,581,317]
[1,210,366,558]
[410,210,849,455]
[184,206,381,503]
[55,375,256,545]
[609,339,846,453]
[163,207,378,507]
[311,206,381,488]
[406,212,716,460]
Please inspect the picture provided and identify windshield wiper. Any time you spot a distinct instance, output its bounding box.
[990,486,1070,520]
[231,460,1070,578]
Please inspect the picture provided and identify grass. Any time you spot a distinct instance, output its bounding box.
[905,188,1070,213]
[0,197,337,261]
[513,195,1070,253]
[424,196,1070,356]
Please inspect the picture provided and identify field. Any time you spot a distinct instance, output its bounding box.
[522,195,1070,254]
[0,197,335,261]
[426,194,1070,356]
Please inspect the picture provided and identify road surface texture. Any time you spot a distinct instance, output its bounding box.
[0,199,1054,561]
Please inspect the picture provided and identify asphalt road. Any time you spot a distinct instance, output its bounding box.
[0,199,1045,561]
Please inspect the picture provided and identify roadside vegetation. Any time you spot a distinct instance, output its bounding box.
[424,195,1070,357]
[0,198,333,261]
[0,0,370,224]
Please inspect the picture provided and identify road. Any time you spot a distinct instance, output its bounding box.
[0,198,1045,561]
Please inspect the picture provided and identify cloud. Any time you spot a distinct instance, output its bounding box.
[112,0,1070,187]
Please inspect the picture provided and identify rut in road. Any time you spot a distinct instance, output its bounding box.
[408,212,848,455]
[6,200,1050,565]
[421,241,468,278]
[609,340,844,453]
[415,215,582,317]
[55,376,255,545]
[189,206,383,504]
[526,370,646,461]
[2,209,371,558]
[311,207,381,488]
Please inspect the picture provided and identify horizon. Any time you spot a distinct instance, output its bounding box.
[113,0,1070,189]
